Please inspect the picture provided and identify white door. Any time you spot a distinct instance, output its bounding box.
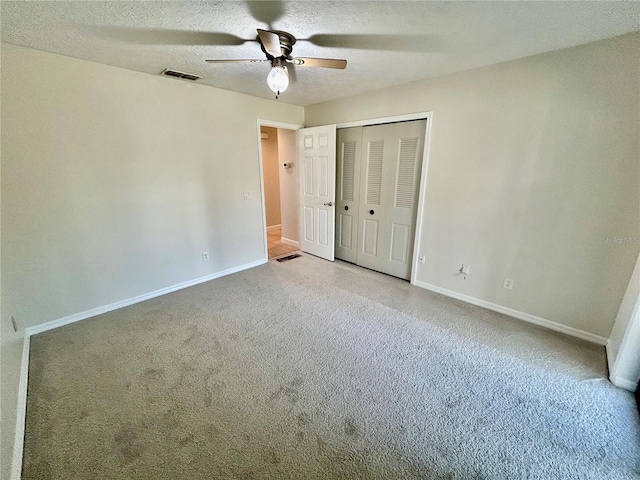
[357,120,425,279]
[335,127,362,264]
[298,125,337,260]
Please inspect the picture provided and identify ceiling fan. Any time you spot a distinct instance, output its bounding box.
[205,29,347,98]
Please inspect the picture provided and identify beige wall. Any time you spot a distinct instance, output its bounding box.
[306,33,640,339]
[1,43,302,331]
[277,128,299,243]
[261,127,281,228]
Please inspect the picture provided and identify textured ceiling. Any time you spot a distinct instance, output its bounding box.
[2,1,639,106]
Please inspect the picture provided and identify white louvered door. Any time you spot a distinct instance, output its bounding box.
[335,127,362,263]
[336,120,425,279]
[381,120,425,279]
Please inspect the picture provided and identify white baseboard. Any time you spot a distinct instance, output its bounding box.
[605,342,617,379]
[266,224,281,232]
[11,334,30,480]
[26,259,266,336]
[609,374,638,392]
[414,281,608,346]
[281,237,300,248]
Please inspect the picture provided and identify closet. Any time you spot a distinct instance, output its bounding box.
[335,120,426,280]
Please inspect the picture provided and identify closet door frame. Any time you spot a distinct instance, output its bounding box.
[336,112,433,286]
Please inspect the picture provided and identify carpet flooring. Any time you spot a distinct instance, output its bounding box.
[23,255,640,479]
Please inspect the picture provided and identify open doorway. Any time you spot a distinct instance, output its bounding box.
[260,125,300,260]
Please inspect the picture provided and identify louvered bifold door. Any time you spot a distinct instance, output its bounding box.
[335,127,363,263]
[356,120,426,279]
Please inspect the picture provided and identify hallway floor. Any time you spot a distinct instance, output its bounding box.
[267,227,299,260]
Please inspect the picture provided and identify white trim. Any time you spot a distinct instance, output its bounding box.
[336,111,433,129]
[26,259,265,336]
[607,288,640,391]
[257,124,270,264]
[414,280,608,345]
[609,374,638,392]
[256,119,304,265]
[11,334,30,480]
[257,120,304,131]
[281,237,300,248]
[410,114,433,285]
[266,224,281,232]
[606,342,617,380]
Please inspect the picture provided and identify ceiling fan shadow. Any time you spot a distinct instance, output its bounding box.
[246,1,285,30]
[245,1,285,30]
[301,34,446,53]
[85,26,255,46]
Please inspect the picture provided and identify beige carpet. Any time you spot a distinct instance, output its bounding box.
[23,255,639,479]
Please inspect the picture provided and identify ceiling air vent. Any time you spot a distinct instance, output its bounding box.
[161,69,202,81]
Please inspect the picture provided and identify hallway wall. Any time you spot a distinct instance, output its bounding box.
[261,127,281,228]
[277,128,299,244]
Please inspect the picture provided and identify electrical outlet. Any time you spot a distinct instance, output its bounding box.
[419,254,426,264]
[503,278,514,290]
[202,252,209,262]
[10,316,18,332]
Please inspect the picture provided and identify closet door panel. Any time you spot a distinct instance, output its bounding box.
[362,218,380,257]
[335,127,362,263]
[390,222,411,263]
[383,120,426,279]
[356,120,426,279]
[356,127,389,273]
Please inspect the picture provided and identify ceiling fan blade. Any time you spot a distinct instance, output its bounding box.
[205,59,269,64]
[287,64,297,85]
[290,58,347,69]
[257,29,282,57]
[301,34,443,52]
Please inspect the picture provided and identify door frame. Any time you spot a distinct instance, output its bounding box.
[256,119,304,262]
[336,111,433,285]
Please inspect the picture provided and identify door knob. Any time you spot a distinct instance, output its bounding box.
[323,201,334,207]
[369,209,375,215]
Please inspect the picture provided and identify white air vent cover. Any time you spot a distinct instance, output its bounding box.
[161,69,202,81]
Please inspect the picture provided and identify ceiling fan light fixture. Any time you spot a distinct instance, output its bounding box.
[205,28,347,100]
[267,64,289,96]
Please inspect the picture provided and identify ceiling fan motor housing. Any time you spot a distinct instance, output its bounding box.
[259,30,296,58]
